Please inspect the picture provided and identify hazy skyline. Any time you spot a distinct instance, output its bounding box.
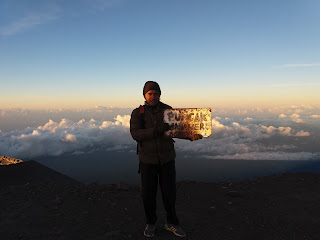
[1,0,320,109]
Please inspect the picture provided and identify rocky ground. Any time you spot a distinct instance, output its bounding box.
[0,155,23,165]
[1,161,320,240]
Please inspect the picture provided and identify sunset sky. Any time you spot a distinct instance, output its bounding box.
[1,0,320,109]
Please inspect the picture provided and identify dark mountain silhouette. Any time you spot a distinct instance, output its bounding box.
[0,160,79,186]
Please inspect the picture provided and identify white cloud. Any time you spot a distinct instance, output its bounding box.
[204,152,320,160]
[77,119,86,125]
[38,119,59,132]
[0,0,126,37]
[0,8,60,36]
[303,105,316,109]
[100,121,112,129]
[293,118,304,123]
[278,127,292,136]
[279,114,287,118]
[295,130,310,137]
[311,115,320,118]
[290,113,300,119]
[261,125,276,134]
[105,145,130,151]
[290,113,304,123]
[63,134,77,143]
[0,115,135,159]
[175,118,314,160]
[1,107,319,161]
[95,105,113,112]
[276,63,320,68]
[115,115,130,128]
[212,119,228,130]
[32,130,40,136]
[58,118,73,128]
[72,151,85,155]
[260,125,292,136]
[272,83,320,87]
[1,110,7,117]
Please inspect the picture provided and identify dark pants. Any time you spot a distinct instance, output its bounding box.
[140,160,179,225]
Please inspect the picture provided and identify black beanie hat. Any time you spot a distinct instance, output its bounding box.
[143,81,161,96]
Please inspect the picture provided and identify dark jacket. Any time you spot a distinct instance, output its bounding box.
[130,102,176,165]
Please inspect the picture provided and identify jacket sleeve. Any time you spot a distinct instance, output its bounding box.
[130,108,155,141]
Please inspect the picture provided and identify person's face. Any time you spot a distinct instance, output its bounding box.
[145,90,160,106]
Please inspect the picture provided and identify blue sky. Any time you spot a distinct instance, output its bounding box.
[1,0,319,109]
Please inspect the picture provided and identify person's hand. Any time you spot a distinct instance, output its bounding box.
[155,123,170,137]
[189,134,202,141]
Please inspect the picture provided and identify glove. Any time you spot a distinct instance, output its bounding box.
[154,123,170,137]
[189,134,202,141]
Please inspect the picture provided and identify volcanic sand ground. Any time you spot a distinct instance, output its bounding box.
[1,161,320,240]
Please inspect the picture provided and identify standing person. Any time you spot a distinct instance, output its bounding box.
[130,81,200,238]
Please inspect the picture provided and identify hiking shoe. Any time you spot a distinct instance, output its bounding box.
[144,224,156,238]
[164,224,186,237]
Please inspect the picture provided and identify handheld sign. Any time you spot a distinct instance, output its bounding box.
[163,108,212,139]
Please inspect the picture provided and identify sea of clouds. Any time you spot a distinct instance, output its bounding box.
[0,105,320,160]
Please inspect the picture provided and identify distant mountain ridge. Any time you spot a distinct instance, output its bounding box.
[0,160,79,186]
[0,155,23,165]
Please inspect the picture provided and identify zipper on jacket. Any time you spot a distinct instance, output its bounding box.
[154,120,161,165]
